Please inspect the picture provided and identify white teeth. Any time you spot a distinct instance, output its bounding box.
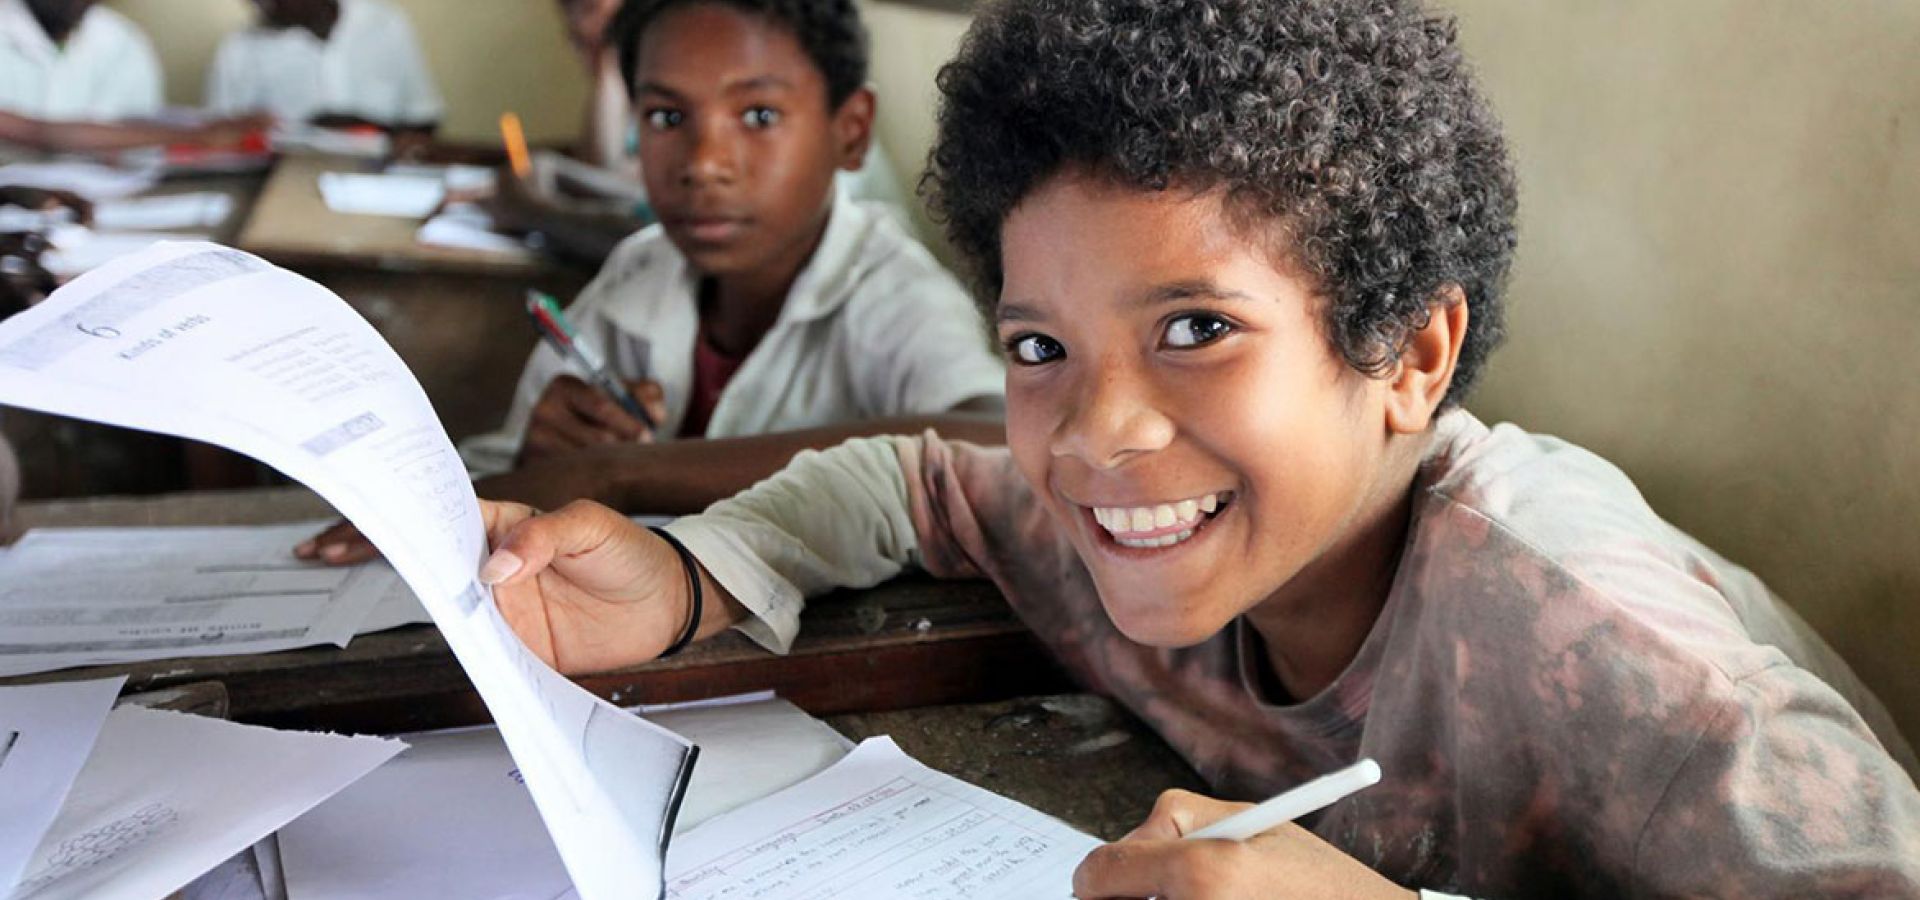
[1115,527,1196,549]
[1090,492,1228,545]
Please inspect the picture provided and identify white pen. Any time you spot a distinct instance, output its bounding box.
[1184,758,1382,841]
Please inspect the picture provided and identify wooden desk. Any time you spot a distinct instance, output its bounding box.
[13,487,1207,842]
[7,487,1077,733]
[234,154,593,448]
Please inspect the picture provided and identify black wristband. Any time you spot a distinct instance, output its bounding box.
[648,526,703,659]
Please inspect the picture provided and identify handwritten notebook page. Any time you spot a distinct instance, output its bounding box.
[662,737,1099,900]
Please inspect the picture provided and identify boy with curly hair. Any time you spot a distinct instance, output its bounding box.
[474,0,1920,895]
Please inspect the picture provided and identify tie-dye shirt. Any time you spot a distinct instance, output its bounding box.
[668,410,1920,897]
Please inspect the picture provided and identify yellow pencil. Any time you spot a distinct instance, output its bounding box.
[499,112,531,178]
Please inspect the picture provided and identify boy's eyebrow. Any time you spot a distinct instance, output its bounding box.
[1138,280,1261,308]
[637,76,794,101]
[995,281,1258,325]
[723,75,794,93]
[994,302,1042,325]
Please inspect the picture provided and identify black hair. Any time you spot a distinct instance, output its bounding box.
[609,0,870,109]
[926,0,1520,404]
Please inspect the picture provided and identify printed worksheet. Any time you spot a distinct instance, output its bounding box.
[0,524,412,677]
[662,737,1100,900]
[0,242,696,900]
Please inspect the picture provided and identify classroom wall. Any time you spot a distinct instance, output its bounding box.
[105,0,591,145]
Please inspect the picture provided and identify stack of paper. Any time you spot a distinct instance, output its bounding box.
[0,523,430,679]
[0,241,701,899]
[315,173,444,219]
[40,225,212,279]
[416,203,528,256]
[0,161,161,201]
[279,694,852,899]
[93,193,235,231]
[0,678,403,900]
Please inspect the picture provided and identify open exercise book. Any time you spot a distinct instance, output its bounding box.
[0,243,696,900]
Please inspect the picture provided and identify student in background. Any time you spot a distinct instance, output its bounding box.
[205,0,442,147]
[471,0,1920,895]
[298,0,1004,563]
[0,0,162,121]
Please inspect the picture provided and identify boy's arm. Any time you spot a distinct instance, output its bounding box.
[303,402,1002,564]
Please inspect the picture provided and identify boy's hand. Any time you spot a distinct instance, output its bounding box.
[1072,789,1415,900]
[519,374,666,465]
[479,499,736,672]
[292,459,632,567]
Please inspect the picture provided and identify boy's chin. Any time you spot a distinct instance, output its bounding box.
[1098,590,1236,650]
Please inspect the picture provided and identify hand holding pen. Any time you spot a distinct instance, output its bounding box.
[519,291,667,466]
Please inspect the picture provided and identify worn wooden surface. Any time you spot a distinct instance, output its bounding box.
[8,488,1077,732]
[830,694,1207,840]
[236,154,551,277]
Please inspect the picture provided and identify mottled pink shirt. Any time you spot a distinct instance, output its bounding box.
[670,411,1920,897]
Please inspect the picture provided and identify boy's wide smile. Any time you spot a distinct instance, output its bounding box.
[1079,490,1233,550]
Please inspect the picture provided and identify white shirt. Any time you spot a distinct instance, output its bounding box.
[459,194,1005,475]
[205,0,443,126]
[0,0,162,121]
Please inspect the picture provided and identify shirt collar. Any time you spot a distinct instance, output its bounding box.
[0,0,60,63]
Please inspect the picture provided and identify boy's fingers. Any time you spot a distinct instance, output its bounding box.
[1125,789,1251,842]
[564,382,646,441]
[479,499,624,586]
[1071,840,1200,900]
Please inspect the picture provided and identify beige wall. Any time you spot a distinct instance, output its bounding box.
[110,0,1920,741]
[106,0,590,144]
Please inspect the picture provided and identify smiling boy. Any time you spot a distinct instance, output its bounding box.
[470,0,1920,895]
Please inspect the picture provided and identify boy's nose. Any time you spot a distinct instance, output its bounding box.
[1049,366,1175,469]
[682,123,741,187]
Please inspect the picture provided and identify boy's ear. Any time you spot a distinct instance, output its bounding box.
[1384,285,1469,435]
[831,86,877,172]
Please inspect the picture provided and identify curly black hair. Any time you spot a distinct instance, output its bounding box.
[926,0,1519,403]
[609,0,869,109]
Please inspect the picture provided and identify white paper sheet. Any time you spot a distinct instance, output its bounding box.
[280,698,850,900]
[0,677,124,897]
[93,194,235,232]
[661,737,1101,900]
[0,242,698,900]
[0,162,160,201]
[416,203,528,256]
[0,523,416,677]
[41,226,211,278]
[8,705,402,900]
[315,173,444,218]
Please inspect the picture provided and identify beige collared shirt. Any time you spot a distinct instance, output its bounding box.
[459,195,1004,475]
[0,0,161,121]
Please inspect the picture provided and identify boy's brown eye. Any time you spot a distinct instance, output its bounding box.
[1008,334,1064,365]
[644,108,683,130]
[741,107,781,128]
[1164,314,1233,348]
